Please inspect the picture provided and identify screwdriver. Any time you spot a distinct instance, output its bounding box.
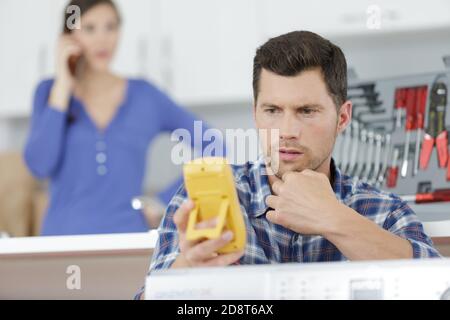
[394,88,407,129]
[386,148,399,188]
[401,88,417,178]
[401,188,450,204]
[413,86,428,176]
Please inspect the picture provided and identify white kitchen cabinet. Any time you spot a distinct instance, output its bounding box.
[157,0,450,107]
[0,0,259,115]
[147,0,450,106]
[112,0,162,83]
[156,0,261,105]
[260,0,450,39]
[0,0,157,118]
[3,0,450,117]
[0,0,64,118]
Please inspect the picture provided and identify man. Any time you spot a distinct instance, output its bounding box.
[137,31,440,297]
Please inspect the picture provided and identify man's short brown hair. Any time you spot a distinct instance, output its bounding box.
[253,31,347,108]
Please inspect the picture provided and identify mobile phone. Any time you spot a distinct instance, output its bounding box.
[68,54,81,76]
[183,157,246,254]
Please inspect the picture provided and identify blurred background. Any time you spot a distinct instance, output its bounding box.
[1,0,450,237]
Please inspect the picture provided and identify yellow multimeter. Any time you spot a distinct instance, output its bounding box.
[183,157,246,254]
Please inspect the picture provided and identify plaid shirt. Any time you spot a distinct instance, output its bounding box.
[137,157,440,298]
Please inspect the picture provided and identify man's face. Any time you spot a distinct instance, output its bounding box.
[254,68,351,178]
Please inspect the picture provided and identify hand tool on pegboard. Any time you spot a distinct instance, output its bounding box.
[351,107,386,178]
[349,83,383,112]
[401,188,450,203]
[348,83,376,94]
[352,101,383,109]
[347,121,360,175]
[386,147,400,188]
[339,124,352,173]
[347,91,379,102]
[352,111,395,185]
[365,131,381,184]
[394,88,407,129]
[413,86,428,176]
[361,131,375,182]
[376,133,392,187]
[400,88,417,178]
[334,134,343,169]
[368,133,382,184]
[419,75,448,171]
[344,95,383,175]
[353,129,368,180]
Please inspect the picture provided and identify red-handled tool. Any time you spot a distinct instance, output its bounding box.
[419,79,448,170]
[413,86,428,176]
[401,188,450,204]
[386,148,399,188]
[400,88,417,177]
[394,88,407,129]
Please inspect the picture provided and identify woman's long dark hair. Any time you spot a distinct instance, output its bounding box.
[62,0,121,34]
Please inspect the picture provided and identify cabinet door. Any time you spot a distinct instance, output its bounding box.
[0,0,62,118]
[0,0,161,118]
[159,0,261,105]
[261,0,450,39]
[112,0,162,82]
[214,0,261,103]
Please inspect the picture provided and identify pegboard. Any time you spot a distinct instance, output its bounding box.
[333,69,450,219]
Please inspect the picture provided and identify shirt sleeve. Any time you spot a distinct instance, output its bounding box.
[135,184,188,299]
[24,80,68,179]
[384,201,442,258]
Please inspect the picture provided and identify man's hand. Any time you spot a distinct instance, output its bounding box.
[265,169,344,235]
[171,200,244,268]
[266,169,414,260]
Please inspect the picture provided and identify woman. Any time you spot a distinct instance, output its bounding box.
[24,0,215,235]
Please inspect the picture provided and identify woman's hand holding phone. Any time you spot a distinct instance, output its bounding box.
[49,35,82,112]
